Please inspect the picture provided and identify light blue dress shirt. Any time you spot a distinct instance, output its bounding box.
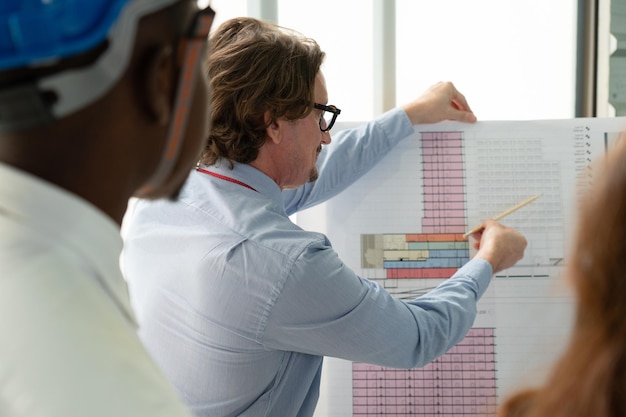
[121,108,493,417]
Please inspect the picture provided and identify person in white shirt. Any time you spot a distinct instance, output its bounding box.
[0,1,215,416]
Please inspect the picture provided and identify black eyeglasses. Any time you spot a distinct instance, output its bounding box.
[314,103,341,132]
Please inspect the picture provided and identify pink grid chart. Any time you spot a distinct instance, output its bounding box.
[421,131,466,235]
[352,328,497,416]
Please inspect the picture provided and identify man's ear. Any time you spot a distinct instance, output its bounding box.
[264,110,282,145]
[143,45,175,126]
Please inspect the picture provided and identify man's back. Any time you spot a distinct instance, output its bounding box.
[0,163,192,416]
[122,144,509,416]
[0,1,214,415]
[123,165,324,417]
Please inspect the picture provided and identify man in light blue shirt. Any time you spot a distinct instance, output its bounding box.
[121,17,527,417]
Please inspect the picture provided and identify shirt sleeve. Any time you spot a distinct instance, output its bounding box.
[282,108,414,215]
[260,237,492,369]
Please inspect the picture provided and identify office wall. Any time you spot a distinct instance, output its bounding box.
[209,0,578,121]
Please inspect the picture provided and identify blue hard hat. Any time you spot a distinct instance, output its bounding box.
[0,0,134,70]
[0,0,183,132]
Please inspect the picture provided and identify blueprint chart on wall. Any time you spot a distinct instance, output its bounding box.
[302,117,626,417]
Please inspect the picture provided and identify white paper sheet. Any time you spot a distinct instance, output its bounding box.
[302,117,626,417]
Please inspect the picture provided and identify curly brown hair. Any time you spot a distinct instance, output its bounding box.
[200,17,325,167]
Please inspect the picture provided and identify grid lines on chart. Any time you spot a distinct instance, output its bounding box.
[360,131,469,280]
[352,328,497,416]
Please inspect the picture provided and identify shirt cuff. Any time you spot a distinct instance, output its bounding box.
[453,258,493,299]
[376,107,415,147]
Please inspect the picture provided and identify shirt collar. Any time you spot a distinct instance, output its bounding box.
[0,162,137,325]
[198,159,286,210]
